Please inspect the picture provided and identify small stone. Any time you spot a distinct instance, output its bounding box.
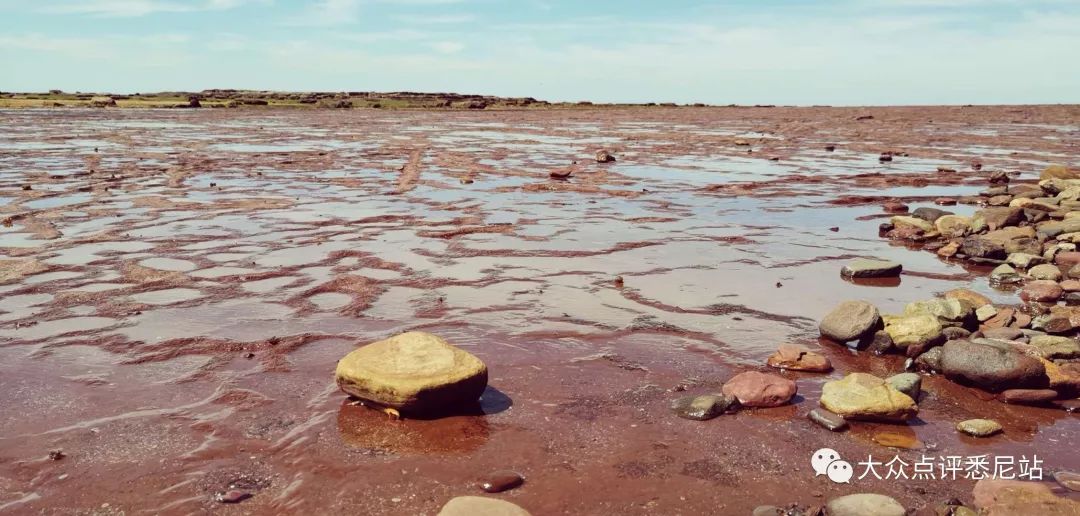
[1027,263,1062,281]
[957,419,1003,437]
[721,371,797,408]
[1019,280,1064,302]
[670,394,735,421]
[937,241,961,258]
[820,373,918,422]
[480,471,525,493]
[976,305,998,322]
[840,258,902,279]
[1028,335,1080,359]
[883,314,943,353]
[766,344,832,372]
[216,490,252,504]
[989,264,1022,284]
[981,327,1025,341]
[1062,279,1080,292]
[1054,471,1080,492]
[438,496,531,516]
[913,207,952,222]
[1006,253,1044,269]
[48,450,65,461]
[867,330,895,355]
[936,197,958,206]
[944,288,992,308]
[942,326,972,340]
[825,494,906,516]
[807,408,848,431]
[883,201,908,213]
[998,389,1059,405]
[891,215,935,233]
[886,373,922,400]
[819,301,881,343]
[936,215,972,238]
[595,150,615,163]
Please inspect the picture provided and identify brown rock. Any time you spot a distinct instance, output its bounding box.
[944,288,992,308]
[883,201,908,213]
[982,307,1016,329]
[998,389,1059,405]
[1019,280,1064,302]
[480,471,525,493]
[766,344,833,372]
[721,371,797,407]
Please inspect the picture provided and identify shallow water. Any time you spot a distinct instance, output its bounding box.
[0,106,1077,515]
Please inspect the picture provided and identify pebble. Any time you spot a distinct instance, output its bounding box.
[885,373,921,400]
[957,419,1003,437]
[215,490,252,504]
[670,394,735,421]
[480,471,525,493]
[1054,471,1080,492]
[807,408,848,432]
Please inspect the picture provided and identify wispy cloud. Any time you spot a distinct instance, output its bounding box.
[283,0,362,26]
[36,0,262,17]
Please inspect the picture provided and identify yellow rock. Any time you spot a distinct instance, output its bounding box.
[820,372,918,421]
[335,331,488,413]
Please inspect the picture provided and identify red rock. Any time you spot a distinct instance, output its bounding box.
[1010,313,1032,329]
[1061,280,1080,292]
[982,308,1016,329]
[766,344,833,373]
[1055,252,1080,268]
[721,371,797,407]
[935,197,957,206]
[480,471,525,493]
[883,201,908,213]
[972,479,1054,510]
[1019,280,1064,302]
[998,389,1059,405]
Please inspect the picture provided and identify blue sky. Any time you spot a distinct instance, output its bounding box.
[2,0,1078,105]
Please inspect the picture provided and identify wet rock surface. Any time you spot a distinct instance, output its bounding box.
[335,331,488,413]
[819,373,918,422]
[720,371,797,407]
[670,393,735,420]
[957,418,1003,437]
[819,301,881,343]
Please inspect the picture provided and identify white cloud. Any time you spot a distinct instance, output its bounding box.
[283,0,361,26]
[431,41,464,54]
[36,0,262,17]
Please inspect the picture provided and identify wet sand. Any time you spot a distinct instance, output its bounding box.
[0,105,1077,514]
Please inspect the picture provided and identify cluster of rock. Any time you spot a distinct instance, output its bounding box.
[819,293,1079,412]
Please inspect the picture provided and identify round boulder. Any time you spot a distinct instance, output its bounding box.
[721,371,796,407]
[335,331,488,414]
[819,301,881,343]
[820,372,918,422]
[938,340,1047,392]
[766,344,832,372]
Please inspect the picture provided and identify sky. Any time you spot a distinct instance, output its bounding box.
[1,0,1078,105]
